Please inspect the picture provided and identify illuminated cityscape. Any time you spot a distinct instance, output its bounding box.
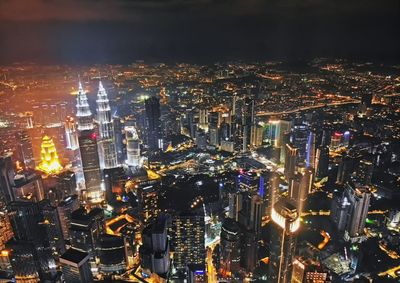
[0,1,400,283]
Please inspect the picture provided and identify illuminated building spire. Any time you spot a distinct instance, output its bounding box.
[96,80,118,169]
[37,135,63,175]
[76,78,94,131]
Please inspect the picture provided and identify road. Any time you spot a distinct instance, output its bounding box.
[256,99,360,117]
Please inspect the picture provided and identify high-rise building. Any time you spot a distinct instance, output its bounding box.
[96,81,118,169]
[219,218,241,278]
[269,197,300,283]
[170,211,205,270]
[125,126,141,167]
[78,130,103,204]
[76,81,94,132]
[291,123,309,164]
[291,258,331,283]
[36,135,63,175]
[137,183,159,223]
[355,159,374,186]
[331,182,371,242]
[69,207,104,259]
[284,143,298,181]
[7,201,56,280]
[305,130,316,169]
[289,169,313,214]
[15,130,35,168]
[57,195,80,240]
[39,199,66,258]
[140,215,170,277]
[65,116,79,150]
[0,153,15,203]
[315,146,329,180]
[241,97,254,152]
[13,170,44,202]
[343,183,371,242]
[98,234,127,275]
[60,248,93,283]
[145,97,162,151]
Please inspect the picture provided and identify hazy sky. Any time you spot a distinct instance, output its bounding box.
[0,0,399,64]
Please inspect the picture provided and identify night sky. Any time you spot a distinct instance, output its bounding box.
[0,0,399,64]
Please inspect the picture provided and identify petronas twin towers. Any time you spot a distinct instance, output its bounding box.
[76,78,118,169]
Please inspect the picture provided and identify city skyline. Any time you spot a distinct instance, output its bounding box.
[0,1,400,283]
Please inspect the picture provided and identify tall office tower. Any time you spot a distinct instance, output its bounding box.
[355,159,374,186]
[208,111,220,147]
[330,192,351,233]
[96,81,118,169]
[0,153,15,203]
[250,123,264,148]
[289,169,313,214]
[7,201,56,280]
[336,154,356,185]
[13,170,44,202]
[305,130,316,169]
[291,123,309,164]
[145,97,162,151]
[125,126,141,167]
[343,183,371,242]
[6,240,41,282]
[269,198,300,283]
[284,143,298,181]
[78,130,103,204]
[198,109,208,130]
[237,170,264,195]
[65,116,79,150]
[137,183,159,223]
[39,199,66,258]
[170,211,205,270]
[98,234,127,275]
[60,248,93,283]
[113,116,126,165]
[76,81,94,132]
[140,216,170,277]
[103,167,127,203]
[69,207,104,259]
[219,218,241,278]
[57,195,80,240]
[241,229,258,272]
[36,135,63,175]
[315,146,329,180]
[241,97,254,152]
[15,130,35,168]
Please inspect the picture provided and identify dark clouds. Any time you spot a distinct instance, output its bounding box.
[0,0,399,64]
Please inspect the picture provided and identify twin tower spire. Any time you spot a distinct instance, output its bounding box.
[75,78,118,169]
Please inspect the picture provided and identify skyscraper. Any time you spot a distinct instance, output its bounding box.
[60,248,93,283]
[7,201,56,280]
[242,97,254,152]
[269,197,300,283]
[315,146,329,180]
[65,116,79,150]
[125,125,141,167]
[284,143,298,181]
[0,153,15,203]
[78,130,103,204]
[96,81,118,169]
[170,211,205,270]
[140,215,170,277]
[76,81,94,132]
[343,183,371,242]
[305,130,316,169]
[145,97,162,151]
[219,218,241,278]
[15,130,35,168]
